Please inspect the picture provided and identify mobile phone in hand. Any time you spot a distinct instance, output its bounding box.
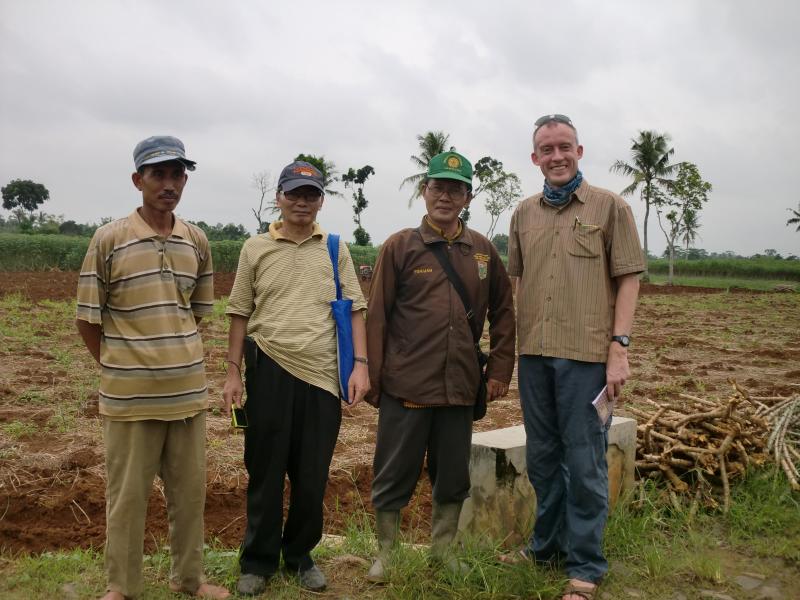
[231,406,248,428]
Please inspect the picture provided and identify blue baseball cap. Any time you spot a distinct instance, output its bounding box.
[278,160,324,193]
[133,136,196,171]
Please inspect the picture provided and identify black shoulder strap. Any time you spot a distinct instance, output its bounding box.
[417,228,480,344]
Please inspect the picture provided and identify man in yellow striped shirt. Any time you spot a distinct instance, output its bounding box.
[223,160,369,595]
[76,136,229,599]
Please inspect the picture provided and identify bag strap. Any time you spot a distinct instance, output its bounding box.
[326,234,342,301]
[417,229,480,344]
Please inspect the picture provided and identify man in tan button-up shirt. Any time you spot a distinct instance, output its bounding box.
[506,115,644,599]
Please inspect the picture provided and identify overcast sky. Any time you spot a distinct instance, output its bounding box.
[1,0,798,256]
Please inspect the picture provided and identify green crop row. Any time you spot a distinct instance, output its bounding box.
[3,234,797,279]
[0,234,90,271]
[0,234,382,272]
[648,258,800,281]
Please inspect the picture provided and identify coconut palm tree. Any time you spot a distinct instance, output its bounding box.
[400,131,451,206]
[681,206,700,251]
[610,131,678,279]
[787,202,800,232]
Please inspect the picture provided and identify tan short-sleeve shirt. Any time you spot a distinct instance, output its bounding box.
[508,180,644,363]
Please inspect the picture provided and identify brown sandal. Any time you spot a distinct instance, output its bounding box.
[562,579,598,600]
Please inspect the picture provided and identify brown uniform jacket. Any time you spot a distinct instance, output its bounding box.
[365,217,516,407]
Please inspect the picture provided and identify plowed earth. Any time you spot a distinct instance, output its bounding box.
[1,272,798,556]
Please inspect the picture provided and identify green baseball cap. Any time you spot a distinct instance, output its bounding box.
[427,151,473,189]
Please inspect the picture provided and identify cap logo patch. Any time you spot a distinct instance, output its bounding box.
[446,155,462,169]
[293,166,317,177]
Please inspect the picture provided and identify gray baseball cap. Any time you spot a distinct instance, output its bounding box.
[278,161,324,193]
[133,136,196,171]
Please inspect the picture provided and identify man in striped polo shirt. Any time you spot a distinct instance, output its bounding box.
[506,115,645,599]
[76,136,229,600]
[223,160,369,595]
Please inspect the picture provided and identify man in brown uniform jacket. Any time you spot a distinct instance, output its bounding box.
[365,151,516,581]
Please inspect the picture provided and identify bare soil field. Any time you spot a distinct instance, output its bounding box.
[1,272,798,558]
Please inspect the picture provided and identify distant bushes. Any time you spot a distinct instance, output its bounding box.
[3,234,796,280]
[347,244,380,268]
[210,240,244,272]
[0,234,90,271]
[0,234,382,273]
[648,257,800,281]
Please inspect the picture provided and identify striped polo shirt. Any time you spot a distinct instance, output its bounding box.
[508,180,644,363]
[76,208,214,420]
[226,221,367,398]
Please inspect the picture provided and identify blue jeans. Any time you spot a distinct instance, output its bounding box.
[519,354,609,584]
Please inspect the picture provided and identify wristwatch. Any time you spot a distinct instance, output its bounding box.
[354,356,369,365]
[611,335,631,347]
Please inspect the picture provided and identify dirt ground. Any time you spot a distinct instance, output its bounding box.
[0,272,798,558]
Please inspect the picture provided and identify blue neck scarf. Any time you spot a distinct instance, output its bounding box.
[543,170,583,206]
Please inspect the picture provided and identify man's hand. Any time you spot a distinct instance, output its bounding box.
[606,343,630,402]
[222,368,243,417]
[75,319,102,364]
[487,378,509,402]
[347,362,370,407]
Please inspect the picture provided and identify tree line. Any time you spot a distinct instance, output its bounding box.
[4,133,799,254]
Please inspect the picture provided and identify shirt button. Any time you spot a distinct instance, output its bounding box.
[549,274,554,279]
[547,296,551,301]
[552,253,556,258]
[555,231,560,236]
[545,317,550,322]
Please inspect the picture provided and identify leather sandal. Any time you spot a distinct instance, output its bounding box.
[562,579,598,599]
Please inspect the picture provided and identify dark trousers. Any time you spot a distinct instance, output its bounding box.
[371,394,473,510]
[518,355,609,584]
[239,350,341,577]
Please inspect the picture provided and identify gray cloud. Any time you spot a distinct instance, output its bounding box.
[1,0,798,256]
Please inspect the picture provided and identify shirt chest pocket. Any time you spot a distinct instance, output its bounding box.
[568,227,604,258]
[176,278,197,304]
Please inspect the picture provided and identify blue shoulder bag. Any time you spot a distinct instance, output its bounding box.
[326,234,355,404]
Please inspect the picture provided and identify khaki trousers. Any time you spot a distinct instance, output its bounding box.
[103,413,206,598]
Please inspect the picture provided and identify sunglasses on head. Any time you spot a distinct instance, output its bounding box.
[534,114,574,128]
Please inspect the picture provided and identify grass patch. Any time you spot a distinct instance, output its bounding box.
[1,548,105,599]
[725,468,800,561]
[2,468,797,598]
[0,420,37,438]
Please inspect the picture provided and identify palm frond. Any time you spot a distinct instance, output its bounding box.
[401,130,452,204]
[788,204,800,231]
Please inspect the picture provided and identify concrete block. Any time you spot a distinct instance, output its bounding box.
[459,416,637,546]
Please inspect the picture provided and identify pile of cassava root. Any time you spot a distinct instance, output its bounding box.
[625,381,799,512]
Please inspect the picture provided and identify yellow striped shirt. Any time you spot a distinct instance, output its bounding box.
[226,222,367,397]
[76,209,214,420]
